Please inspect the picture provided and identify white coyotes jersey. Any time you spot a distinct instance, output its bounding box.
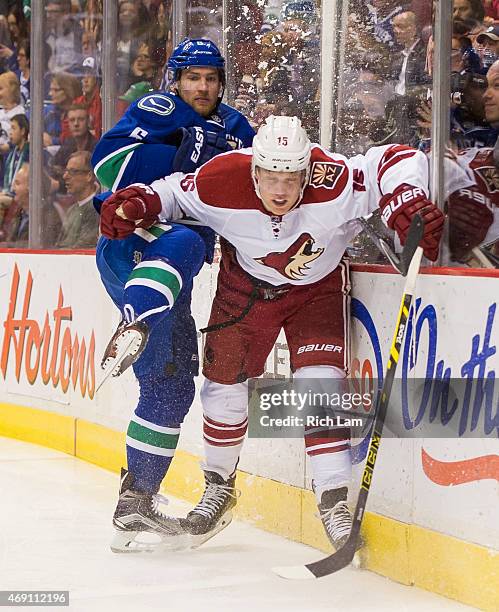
[152,144,429,286]
[454,147,499,245]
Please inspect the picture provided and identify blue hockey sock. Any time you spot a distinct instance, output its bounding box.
[123,258,183,330]
[126,414,180,493]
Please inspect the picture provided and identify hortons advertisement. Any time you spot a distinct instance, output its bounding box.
[0,253,497,549]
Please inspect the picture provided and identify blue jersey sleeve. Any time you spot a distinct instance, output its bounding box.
[92,93,201,189]
[92,93,254,190]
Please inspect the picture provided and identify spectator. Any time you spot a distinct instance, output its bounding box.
[453,0,486,25]
[475,25,499,71]
[391,11,429,96]
[0,71,25,156]
[0,161,29,245]
[49,103,97,193]
[483,0,499,21]
[0,5,28,73]
[366,0,406,48]
[117,0,148,92]
[148,1,172,76]
[73,56,102,138]
[56,150,99,248]
[130,42,157,86]
[14,38,29,106]
[80,4,102,61]
[44,71,82,146]
[483,58,499,127]
[233,30,292,127]
[0,113,28,224]
[45,0,83,73]
[116,80,153,119]
[453,0,486,42]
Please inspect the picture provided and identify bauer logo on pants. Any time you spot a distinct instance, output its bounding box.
[297,344,343,354]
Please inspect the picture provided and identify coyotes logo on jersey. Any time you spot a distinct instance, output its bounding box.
[255,233,324,280]
[474,165,499,194]
[309,161,345,190]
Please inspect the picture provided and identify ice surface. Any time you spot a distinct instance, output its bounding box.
[0,436,474,612]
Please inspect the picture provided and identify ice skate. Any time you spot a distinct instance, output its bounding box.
[111,469,188,553]
[101,319,149,378]
[181,470,239,549]
[317,487,364,563]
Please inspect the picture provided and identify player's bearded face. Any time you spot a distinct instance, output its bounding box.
[176,67,221,117]
[255,167,305,215]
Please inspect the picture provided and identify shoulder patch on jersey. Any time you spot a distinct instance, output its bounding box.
[474,165,499,193]
[195,151,262,211]
[309,161,346,190]
[137,94,175,116]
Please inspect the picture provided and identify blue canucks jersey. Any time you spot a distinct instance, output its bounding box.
[92,91,254,191]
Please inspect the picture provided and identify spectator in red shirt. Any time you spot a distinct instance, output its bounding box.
[74,56,102,138]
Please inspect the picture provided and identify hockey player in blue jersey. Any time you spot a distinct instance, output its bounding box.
[92,38,254,553]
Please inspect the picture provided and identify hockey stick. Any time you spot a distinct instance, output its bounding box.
[273,214,424,580]
[357,217,407,275]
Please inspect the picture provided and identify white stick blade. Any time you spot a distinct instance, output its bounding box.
[272,565,316,580]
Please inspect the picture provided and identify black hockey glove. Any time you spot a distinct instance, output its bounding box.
[167,126,232,173]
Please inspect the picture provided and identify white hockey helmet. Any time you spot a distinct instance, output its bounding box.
[252,115,311,205]
[252,115,311,173]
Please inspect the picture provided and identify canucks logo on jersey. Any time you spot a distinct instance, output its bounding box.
[137,95,176,116]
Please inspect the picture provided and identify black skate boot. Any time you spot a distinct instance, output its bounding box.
[317,487,363,552]
[101,319,149,379]
[111,468,188,553]
[181,470,239,549]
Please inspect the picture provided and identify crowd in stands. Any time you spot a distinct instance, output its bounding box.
[0,0,496,266]
[0,0,176,250]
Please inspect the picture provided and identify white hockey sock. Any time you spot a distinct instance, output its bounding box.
[294,365,352,502]
[201,380,248,481]
[309,448,352,502]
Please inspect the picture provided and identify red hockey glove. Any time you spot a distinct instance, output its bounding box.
[380,183,445,261]
[100,184,162,239]
[447,187,494,261]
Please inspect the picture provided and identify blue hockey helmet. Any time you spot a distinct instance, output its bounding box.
[167,39,225,82]
[163,38,226,104]
[167,38,225,71]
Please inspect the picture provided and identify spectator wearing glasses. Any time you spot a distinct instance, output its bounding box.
[44,71,82,147]
[130,42,157,87]
[56,150,99,249]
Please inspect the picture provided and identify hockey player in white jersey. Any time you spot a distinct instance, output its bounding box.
[99,116,444,551]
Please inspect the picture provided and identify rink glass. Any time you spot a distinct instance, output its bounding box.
[14,0,495,267]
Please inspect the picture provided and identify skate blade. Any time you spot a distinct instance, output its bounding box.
[103,330,144,375]
[110,529,190,554]
[188,511,233,549]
